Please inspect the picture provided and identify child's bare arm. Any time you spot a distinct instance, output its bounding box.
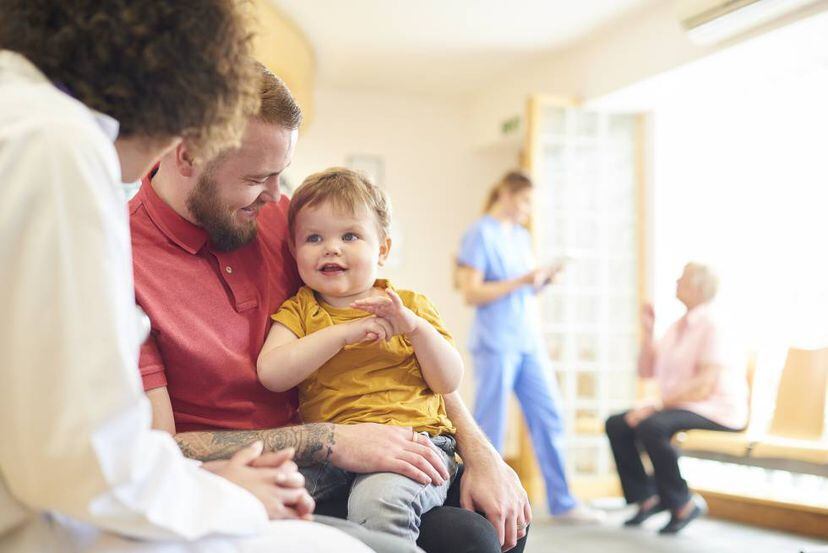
[257,318,393,392]
[351,290,463,394]
[256,323,338,392]
[406,318,464,394]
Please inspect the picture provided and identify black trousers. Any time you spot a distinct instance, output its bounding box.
[605,409,736,510]
[315,463,528,553]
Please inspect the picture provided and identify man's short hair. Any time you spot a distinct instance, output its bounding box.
[201,63,302,171]
[288,168,391,242]
[0,0,260,159]
[256,63,302,130]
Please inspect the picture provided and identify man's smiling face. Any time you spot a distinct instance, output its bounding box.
[187,118,298,251]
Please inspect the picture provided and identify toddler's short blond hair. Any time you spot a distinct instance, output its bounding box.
[289,167,391,241]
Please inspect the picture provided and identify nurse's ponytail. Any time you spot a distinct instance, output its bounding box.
[482,171,533,213]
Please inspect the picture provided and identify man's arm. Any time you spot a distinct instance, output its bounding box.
[147,386,335,464]
[176,424,336,464]
[148,386,449,484]
[444,392,531,552]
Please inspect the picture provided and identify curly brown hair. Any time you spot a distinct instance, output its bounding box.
[0,0,260,159]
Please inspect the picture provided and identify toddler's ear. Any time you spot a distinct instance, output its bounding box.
[378,236,392,267]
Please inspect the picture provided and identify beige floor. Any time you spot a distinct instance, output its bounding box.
[524,505,827,553]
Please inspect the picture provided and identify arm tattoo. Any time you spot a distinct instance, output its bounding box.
[175,423,336,465]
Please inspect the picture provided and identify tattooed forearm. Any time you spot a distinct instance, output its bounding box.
[174,423,336,465]
[264,422,336,466]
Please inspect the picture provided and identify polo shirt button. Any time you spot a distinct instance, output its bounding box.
[225,266,233,274]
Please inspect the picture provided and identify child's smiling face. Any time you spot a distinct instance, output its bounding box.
[293,200,390,305]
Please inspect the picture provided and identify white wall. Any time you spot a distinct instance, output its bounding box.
[648,55,828,351]
[288,87,519,402]
[579,7,828,352]
[467,0,828,148]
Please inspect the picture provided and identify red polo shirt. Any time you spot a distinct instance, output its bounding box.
[129,177,301,432]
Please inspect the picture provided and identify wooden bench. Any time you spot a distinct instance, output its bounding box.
[676,347,828,476]
[676,347,828,538]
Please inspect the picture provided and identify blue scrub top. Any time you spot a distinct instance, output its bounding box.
[458,215,542,354]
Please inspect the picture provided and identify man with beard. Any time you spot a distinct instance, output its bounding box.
[131,66,531,553]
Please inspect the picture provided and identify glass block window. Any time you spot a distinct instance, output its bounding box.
[532,106,642,479]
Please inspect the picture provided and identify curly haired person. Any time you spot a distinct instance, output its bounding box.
[0,1,375,551]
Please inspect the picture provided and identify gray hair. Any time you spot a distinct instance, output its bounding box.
[686,262,719,303]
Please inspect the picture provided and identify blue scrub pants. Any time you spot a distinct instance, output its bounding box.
[472,348,577,515]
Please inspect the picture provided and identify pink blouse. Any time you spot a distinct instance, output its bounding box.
[639,305,748,430]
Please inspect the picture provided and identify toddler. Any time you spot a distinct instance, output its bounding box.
[257,167,463,541]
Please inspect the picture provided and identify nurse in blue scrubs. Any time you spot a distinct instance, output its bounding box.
[456,171,603,523]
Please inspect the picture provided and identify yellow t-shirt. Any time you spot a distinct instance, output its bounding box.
[271,279,455,436]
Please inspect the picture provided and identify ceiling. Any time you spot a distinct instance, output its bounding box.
[269,0,657,97]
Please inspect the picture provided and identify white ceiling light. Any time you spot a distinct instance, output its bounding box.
[678,0,820,44]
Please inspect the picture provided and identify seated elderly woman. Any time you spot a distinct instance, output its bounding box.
[605,262,748,535]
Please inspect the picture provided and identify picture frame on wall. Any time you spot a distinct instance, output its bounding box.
[346,153,402,267]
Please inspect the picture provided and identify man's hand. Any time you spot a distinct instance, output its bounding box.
[351,289,420,337]
[460,448,531,552]
[204,441,315,520]
[330,423,449,486]
[624,405,657,428]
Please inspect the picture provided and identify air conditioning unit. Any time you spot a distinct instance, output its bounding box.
[678,0,820,44]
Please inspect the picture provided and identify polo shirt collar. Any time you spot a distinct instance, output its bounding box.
[140,174,209,254]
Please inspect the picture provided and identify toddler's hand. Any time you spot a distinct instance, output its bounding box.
[341,315,395,345]
[351,289,420,337]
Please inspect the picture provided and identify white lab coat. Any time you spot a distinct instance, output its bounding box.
[0,50,370,553]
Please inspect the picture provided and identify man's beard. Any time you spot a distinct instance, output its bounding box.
[186,172,259,252]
